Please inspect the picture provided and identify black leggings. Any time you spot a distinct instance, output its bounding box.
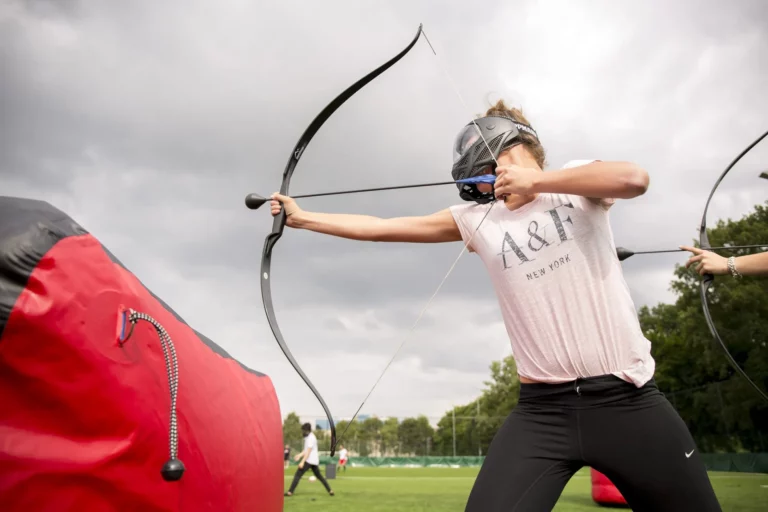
[465,375,721,511]
[287,463,332,494]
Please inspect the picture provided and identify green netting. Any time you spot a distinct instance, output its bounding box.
[314,456,484,467]
[700,453,768,473]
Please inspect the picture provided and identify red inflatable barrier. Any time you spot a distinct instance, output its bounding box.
[0,197,283,511]
[591,467,628,506]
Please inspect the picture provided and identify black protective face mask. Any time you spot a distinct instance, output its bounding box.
[450,115,539,203]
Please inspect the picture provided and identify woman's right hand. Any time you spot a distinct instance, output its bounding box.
[270,193,303,227]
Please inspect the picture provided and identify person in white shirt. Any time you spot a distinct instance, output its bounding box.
[337,445,348,472]
[270,100,721,511]
[285,423,334,497]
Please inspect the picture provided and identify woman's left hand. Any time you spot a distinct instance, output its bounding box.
[494,165,539,199]
[680,245,729,275]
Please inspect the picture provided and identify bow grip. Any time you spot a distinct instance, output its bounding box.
[699,230,715,285]
[270,204,287,238]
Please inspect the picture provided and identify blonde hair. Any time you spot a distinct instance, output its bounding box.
[484,99,546,168]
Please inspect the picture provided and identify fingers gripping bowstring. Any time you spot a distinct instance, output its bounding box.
[334,28,501,449]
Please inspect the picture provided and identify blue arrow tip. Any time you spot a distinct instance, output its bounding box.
[456,175,496,184]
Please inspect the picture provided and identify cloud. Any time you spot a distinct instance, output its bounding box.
[1,0,766,422]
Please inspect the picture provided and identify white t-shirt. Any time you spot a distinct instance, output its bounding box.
[339,448,348,461]
[449,160,655,387]
[303,432,319,465]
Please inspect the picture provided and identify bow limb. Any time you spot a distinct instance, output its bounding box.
[698,128,768,402]
[260,24,425,457]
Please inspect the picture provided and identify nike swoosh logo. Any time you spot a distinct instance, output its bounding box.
[685,450,694,458]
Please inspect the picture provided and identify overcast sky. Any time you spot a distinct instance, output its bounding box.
[2,0,767,426]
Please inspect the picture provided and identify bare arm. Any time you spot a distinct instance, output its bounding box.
[270,193,462,243]
[732,252,768,276]
[534,160,649,200]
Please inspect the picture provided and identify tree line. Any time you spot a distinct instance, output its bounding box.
[283,202,768,457]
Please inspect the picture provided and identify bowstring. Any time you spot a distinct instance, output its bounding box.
[334,27,503,450]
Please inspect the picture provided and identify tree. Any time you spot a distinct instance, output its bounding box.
[432,356,520,456]
[282,412,303,454]
[479,356,521,430]
[360,417,383,456]
[315,424,330,451]
[380,417,399,456]
[639,201,768,451]
[335,419,359,454]
[398,416,434,455]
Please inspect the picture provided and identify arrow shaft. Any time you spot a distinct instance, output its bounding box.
[633,244,765,256]
[292,180,464,200]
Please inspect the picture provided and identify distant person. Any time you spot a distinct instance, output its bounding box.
[284,444,291,469]
[682,245,768,277]
[284,423,334,497]
[337,445,349,472]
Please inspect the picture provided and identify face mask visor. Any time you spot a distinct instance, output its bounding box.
[452,124,484,164]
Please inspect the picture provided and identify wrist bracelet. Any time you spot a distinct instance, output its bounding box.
[727,256,742,278]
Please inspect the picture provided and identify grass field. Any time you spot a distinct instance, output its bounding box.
[283,466,768,511]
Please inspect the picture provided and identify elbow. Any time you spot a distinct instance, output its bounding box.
[364,218,392,242]
[367,220,387,242]
[620,164,649,198]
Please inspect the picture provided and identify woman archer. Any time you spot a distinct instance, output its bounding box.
[270,100,722,511]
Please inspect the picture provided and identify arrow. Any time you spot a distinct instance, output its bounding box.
[245,178,766,262]
[244,175,497,210]
[616,244,766,261]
